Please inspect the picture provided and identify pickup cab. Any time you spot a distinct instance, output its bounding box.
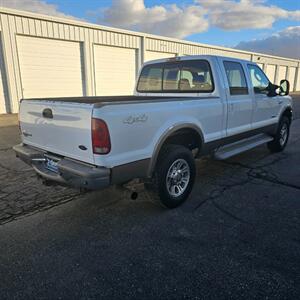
[14,55,293,208]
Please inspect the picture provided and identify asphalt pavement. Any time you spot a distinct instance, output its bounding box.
[0,94,299,299]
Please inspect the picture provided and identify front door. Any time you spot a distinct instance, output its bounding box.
[247,64,281,129]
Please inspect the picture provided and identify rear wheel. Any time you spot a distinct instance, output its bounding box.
[267,116,290,152]
[151,145,196,208]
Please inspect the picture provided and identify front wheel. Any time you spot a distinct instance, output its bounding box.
[152,145,196,208]
[267,116,290,152]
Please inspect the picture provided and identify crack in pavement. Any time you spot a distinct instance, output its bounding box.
[248,169,300,191]
[222,154,300,190]
[0,147,12,152]
[194,175,253,224]
[211,199,252,225]
[0,192,81,225]
[0,162,13,172]
[194,151,299,223]
[0,161,33,174]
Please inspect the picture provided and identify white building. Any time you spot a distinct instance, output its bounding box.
[0,7,299,114]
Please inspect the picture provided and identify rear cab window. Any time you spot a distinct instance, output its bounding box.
[163,64,180,91]
[137,65,163,91]
[137,60,214,93]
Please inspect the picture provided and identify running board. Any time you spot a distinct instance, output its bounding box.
[213,133,274,160]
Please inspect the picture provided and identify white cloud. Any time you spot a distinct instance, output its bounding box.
[197,0,300,31]
[235,26,300,59]
[0,0,75,19]
[99,0,300,38]
[99,0,209,38]
[1,0,300,40]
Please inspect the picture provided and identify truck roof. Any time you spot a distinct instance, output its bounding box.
[142,54,255,66]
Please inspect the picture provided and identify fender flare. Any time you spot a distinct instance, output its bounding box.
[271,106,293,135]
[279,106,293,123]
[147,123,204,177]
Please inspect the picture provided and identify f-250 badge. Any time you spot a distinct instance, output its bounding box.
[123,114,148,125]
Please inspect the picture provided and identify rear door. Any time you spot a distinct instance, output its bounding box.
[220,59,253,136]
[246,64,281,129]
[20,100,94,164]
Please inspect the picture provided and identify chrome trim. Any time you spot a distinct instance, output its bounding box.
[31,158,47,162]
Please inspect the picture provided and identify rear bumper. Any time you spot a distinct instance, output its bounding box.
[13,144,111,190]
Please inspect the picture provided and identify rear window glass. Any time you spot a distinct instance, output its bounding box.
[137,60,214,93]
[163,64,180,90]
[137,65,163,91]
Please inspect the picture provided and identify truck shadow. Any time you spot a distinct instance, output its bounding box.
[81,143,275,214]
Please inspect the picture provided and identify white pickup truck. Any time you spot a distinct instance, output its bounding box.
[14,55,293,208]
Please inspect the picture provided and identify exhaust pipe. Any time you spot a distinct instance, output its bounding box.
[121,189,139,200]
[42,179,52,186]
[130,191,138,200]
[116,180,144,200]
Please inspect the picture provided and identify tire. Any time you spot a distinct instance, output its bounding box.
[267,116,290,153]
[151,144,196,208]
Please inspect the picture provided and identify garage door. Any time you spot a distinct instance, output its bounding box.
[94,45,137,96]
[277,66,287,84]
[288,67,296,91]
[17,36,85,98]
[0,40,7,114]
[145,51,175,62]
[265,64,276,83]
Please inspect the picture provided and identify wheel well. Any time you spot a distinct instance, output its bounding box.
[148,127,203,177]
[162,128,202,154]
[282,108,292,124]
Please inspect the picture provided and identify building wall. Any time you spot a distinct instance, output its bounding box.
[0,7,299,114]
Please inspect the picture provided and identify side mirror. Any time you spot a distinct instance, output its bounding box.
[279,79,290,96]
[267,82,278,97]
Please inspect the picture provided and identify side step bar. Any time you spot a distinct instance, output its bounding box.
[213,133,274,160]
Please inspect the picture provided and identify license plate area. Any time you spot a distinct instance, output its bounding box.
[45,156,59,174]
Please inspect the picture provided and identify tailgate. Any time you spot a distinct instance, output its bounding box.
[19,100,95,164]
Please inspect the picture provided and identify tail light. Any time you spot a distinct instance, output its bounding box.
[91,118,111,154]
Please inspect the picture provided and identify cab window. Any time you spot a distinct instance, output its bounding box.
[223,61,248,95]
[137,60,214,93]
[137,64,163,91]
[248,64,270,94]
[163,65,180,91]
[180,60,213,92]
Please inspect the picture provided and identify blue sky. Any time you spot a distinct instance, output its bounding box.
[43,0,300,48]
[2,0,300,58]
